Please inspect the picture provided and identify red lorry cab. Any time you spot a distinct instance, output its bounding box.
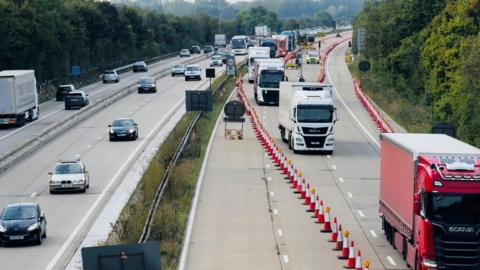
[380,133,480,270]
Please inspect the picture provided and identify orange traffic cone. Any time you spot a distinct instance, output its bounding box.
[337,230,350,259]
[333,225,343,250]
[354,250,362,270]
[345,241,356,268]
[316,200,325,223]
[320,207,332,232]
[328,217,338,242]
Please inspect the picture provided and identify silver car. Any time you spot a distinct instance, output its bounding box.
[210,55,223,67]
[171,64,185,76]
[180,49,191,57]
[103,70,119,83]
[185,65,202,81]
[49,159,90,193]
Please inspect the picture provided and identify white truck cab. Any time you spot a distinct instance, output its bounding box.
[248,47,270,83]
[253,59,285,105]
[278,82,337,154]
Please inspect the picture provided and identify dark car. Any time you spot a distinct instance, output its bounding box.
[137,77,157,93]
[0,203,47,246]
[56,85,75,101]
[190,46,201,54]
[203,46,213,53]
[133,61,148,72]
[109,118,138,141]
[65,91,89,110]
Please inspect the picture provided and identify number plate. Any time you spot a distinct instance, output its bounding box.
[10,235,24,240]
[61,184,73,188]
[117,134,126,137]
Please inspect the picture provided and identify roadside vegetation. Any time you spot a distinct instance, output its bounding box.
[352,0,480,145]
[106,66,247,270]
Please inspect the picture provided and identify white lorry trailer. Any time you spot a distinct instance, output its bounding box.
[253,59,285,105]
[0,70,39,127]
[248,47,270,83]
[278,82,337,154]
[215,34,227,48]
[255,25,270,38]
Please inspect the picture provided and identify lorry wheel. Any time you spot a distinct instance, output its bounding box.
[280,128,288,143]
[16,114,26,127]
[288,133,293,150]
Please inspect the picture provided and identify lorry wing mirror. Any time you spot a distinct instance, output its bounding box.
[413,193,421,215]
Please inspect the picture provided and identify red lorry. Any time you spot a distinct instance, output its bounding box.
[380,133,480,270]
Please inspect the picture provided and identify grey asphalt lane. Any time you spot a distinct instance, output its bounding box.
[0,53,206,158]
[184,37,408,269]
[0,55,246,270]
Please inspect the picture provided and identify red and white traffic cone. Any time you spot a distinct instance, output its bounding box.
[320,207,332,232]
[292,171,300,188]
[301,183,308,199]
[285,160,293,180]
[308,189,316,212]
[295,178,304,194]
[354,250,362,270]
[328,217,338,242]
[282,158,288,174]
[316,200,325,223]
[333,225,343,250]
[363,259,371,270]
[337,230,350,259]
[345,241,356,268]
[313,196,320,217]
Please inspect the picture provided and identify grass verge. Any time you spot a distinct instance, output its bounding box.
[106,66,247,270]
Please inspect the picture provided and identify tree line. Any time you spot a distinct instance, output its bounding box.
[353,0,480,146]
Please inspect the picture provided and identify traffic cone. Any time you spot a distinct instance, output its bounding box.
[363,260,371,270]
[333,225,343,250]
[338,232,350,259]
[301,183,308,199]
[316,200,325,223]
[295,178,304,194]
[313,196,320,217]
[354,250,362,270]
[289,167,295,182]
[282,158,288,174]
[320,207,332,232]
[285,160,292,179]
[304,185,312,205]
[292,171,300,188]
[280,154,285,170]
[308,189,316,211]
[345,242,356,268]
[328,218,338,242]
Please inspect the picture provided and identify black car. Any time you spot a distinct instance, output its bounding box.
[65,91,89,110]
[0,203,47,246]
[137,77,157,93]
[203,46,213,53]
[133,61,148,72]
[56,85,75,101]
[190,46,201,54]
[109,118,138,141]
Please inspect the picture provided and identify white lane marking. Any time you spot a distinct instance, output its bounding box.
[370,229,378,238]
[327,155,331,159]
[282,255,290,264]
[0,109,61,141]
[347,192,353,198]
[128,111,133,115]
[358,210,365,218]
[338,177,344,183]
[270,191,275,197]
[267,176,272,182]
[332,165,337,170]
[387,256,397,266]
[30,192,37,198]
[266,164,270,168]
[46,99,185,270]
[86,145,91,149]
[97,136,102,140]
[277,229,283,236]
[326,44,380,148]
[273,209,278,215]
[75,154,80,158]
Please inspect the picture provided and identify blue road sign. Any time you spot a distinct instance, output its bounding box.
[71,66,80,77]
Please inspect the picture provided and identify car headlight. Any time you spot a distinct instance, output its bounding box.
[128,128,135,133]
[110,129,114,134]
[73,179,85,184]
[27,222,40,231]
[0,224,6,233]
[50,180,60,185]
[151,84,155,87]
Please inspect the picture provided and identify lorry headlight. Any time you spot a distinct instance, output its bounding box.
[422,258,437,268]
[327,137,334,142]
[27,222,40,231]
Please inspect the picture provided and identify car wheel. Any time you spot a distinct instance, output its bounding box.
[65,106,69,110]
[42,227,47,238]
[103,80,107,84]
[49,189,55,194]
[185,78,189,81]
[82,185,86,193]
[109,137,114,142]
[36,231,42,245]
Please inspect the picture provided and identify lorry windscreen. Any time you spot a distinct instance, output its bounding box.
[426,193,480,222]
[259,71,284,88]
[232,39,246,49]
[297,105,333,123]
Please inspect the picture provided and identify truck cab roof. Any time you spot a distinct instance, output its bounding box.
[0,70,35,77]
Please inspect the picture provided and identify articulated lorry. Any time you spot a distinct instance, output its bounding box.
[253,59,285,105]
[380,133,480,270]
[0,70,39,127]
[248,47,270,83]
[215,34,227,48]
[278,82,336,154]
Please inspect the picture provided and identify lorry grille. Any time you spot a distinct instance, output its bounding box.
[303,136,326,148]
[262,90,279,104]
[433,225,480,269]
[302,127,329,135]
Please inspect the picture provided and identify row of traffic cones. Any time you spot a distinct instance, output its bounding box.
[234,78,372,270]
[317,37,352,83]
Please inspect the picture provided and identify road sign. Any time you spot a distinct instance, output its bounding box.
[359,60,371,72]
[226,55,236,76]
[206,68,215,78]
[357,27,367,52]
[71,66,80,77]
[224,100,245,121]
[186,90,213,112]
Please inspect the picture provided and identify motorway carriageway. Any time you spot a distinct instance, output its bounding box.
[0,53,205,158]
[0,53,246,270]
[181,36,408,269]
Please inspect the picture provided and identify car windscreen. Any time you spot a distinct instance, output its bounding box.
[296,105,334,123]
[186,66,199,71]
[112,119,134,128]
[173,65,184,68]
[1,206,36,220]
[181,50,189,53]
[67,93,83,97]
[139,78,154,84]
[58,87,72,92]
[55,163,83,174]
